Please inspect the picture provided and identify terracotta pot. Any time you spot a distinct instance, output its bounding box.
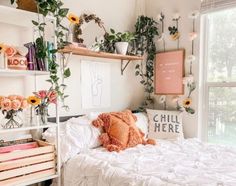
[17,0,38,13]
[8,55,28,70]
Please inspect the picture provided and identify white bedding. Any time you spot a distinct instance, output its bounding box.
[63,139,236,186]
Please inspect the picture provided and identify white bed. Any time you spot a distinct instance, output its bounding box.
[44,113,236,186]
[63,138,236,186]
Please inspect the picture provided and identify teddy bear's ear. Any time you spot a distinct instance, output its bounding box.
[92,117,104,128]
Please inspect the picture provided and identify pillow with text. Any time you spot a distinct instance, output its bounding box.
[146,109,184,140]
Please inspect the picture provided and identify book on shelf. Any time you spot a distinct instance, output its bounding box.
[0,142,38,153]
[24,41,55,72]
[0,134,33,147]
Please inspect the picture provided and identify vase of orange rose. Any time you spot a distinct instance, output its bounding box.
[28,89,57,125]
[0,95,28,129]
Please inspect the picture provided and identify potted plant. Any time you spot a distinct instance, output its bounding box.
[107,29,135,55]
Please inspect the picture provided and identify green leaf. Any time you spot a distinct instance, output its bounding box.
[64,68,71,78]
[50,49,58,54]
[135,64,140,69]
[32,20,39,26]
[58,8,69,17]
[110,28,115,34]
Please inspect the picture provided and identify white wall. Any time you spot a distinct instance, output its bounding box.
[146,0,201,138]
[0,0,203,138]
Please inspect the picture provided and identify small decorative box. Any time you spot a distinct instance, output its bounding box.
[8,55,28,70]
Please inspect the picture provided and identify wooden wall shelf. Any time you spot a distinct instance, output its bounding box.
[60,47,143,75]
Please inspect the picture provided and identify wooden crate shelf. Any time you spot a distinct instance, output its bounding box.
[0,140,56,186]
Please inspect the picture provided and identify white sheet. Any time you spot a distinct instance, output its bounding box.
[63,139,236,186]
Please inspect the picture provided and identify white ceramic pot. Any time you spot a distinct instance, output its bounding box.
[115,42,129,55]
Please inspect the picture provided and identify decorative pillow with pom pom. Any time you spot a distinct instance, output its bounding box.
[92,110,156,152]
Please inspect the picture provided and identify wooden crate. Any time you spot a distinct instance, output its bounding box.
[0,140,56,186]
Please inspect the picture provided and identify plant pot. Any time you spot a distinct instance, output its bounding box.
[17,0,38,13]
[115,42,129,55]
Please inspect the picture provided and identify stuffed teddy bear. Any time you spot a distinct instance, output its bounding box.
[92,110,156,152]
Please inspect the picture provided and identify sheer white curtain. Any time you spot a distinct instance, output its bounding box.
[201,0,236,13]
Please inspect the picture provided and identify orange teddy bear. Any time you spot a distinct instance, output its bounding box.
[92,110,156,152]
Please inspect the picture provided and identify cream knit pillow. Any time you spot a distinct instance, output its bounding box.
[146,109,184,140]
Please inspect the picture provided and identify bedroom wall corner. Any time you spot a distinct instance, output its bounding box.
[146,0,201,138]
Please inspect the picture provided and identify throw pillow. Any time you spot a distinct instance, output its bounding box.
[146,109,184,140]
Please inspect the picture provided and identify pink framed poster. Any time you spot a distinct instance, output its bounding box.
[155,50,185,95]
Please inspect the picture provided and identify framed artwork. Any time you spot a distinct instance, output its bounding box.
[81,60,111,109]
[155,49,185,95]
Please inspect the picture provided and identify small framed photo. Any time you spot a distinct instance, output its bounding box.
[155,49,185,95]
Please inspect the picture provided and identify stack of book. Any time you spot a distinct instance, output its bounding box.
[24,41,54,71]
[0,133,36,153]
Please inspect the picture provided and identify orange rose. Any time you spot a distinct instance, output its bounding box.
[21,99,28,109]
[12,99,21,111]
[8,95,18,100]
[16,95,24,102]
[0,96,4,106]
[1,98,12,111]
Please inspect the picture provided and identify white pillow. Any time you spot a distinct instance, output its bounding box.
[42,116,102,163]
[146,109,184,141]
[134,112,149,138]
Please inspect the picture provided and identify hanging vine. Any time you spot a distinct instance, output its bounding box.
[134,16,159,109]
[11,0,74,108]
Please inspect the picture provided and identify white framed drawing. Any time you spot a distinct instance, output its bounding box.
[81,60,111,109]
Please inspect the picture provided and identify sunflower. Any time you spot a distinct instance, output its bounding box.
[171,32,180,41]
[0,44,6,53]
[68,13,80,24]
[27,96,41,106]
[183,98,192,108]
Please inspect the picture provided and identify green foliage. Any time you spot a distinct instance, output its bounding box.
[74,14,105,43]
[28,0,71,108]
[107,29,135,43]
[168,26,178,35]
[134,16,159,108]
[94,29,135,53]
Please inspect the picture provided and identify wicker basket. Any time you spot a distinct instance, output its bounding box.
[17,0,38,13]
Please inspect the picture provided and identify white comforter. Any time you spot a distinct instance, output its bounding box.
[63,139,236,186]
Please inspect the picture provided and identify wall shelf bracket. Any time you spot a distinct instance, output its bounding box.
[121,60,131,75]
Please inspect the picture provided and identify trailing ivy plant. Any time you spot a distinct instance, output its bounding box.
[11,0,72,109]
[134,16,159,109]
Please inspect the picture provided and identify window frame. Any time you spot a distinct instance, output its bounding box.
[199,10,236,143]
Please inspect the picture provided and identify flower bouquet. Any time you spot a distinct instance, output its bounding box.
[27,89,57,125]
[0,95,28,129]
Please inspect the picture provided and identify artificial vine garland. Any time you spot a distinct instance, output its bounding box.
[74,14,106,43]
[134,16,159,109]
[11,0,73,108]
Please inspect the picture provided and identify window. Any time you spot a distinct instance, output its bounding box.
[201,8,236,147]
